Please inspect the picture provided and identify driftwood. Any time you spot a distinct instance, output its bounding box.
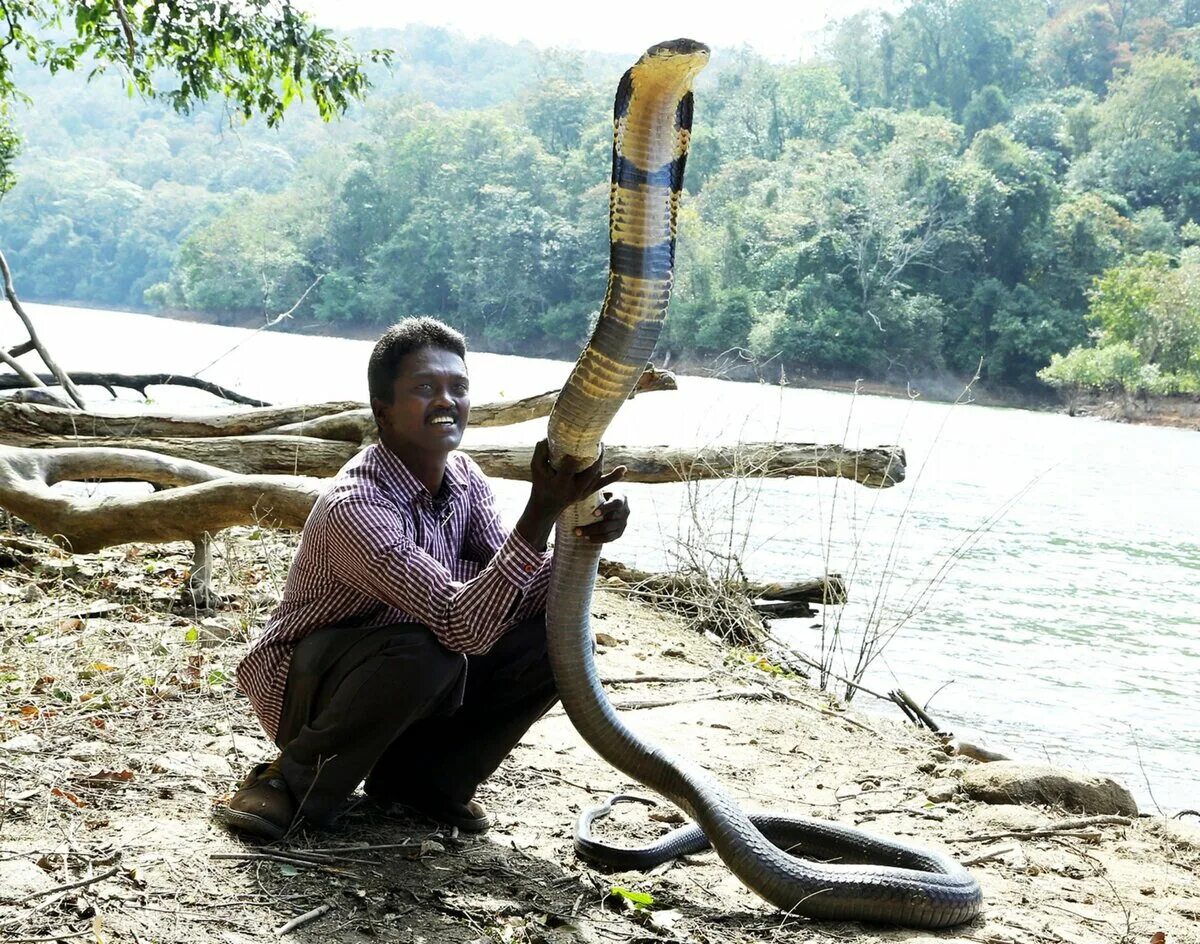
[0,371,270,406]
[0,443,321,608]
[1,248,86,408]
[0,432,907,488]
[468,442,906,489]
[0,364,678,442]
[597,559,847,607]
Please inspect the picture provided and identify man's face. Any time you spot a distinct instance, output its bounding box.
[372,346,471,460]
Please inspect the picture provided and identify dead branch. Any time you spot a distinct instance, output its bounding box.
[8,865,120,904]
[597,559,847,605]
[612,689,772,710]
[0,444,321,554]
[0,435,906,487]
[0,364,678,442]
[0,400,364,439]
[470,442,906,488]
[0,433,358,477]
[950,816,1134,843]
[0,346,45,388]
[0,372,270,406]
[0,249,86,408]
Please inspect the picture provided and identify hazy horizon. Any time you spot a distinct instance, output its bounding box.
[295,0,897,63]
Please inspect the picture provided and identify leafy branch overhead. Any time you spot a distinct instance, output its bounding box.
[0,0,390,125]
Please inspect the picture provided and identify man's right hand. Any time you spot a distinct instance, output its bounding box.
[515,440,626,551]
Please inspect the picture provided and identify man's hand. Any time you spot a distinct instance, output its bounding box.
[515,440,627,550]
[572,490,629,544]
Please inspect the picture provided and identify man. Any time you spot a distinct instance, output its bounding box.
[223,317,628,839]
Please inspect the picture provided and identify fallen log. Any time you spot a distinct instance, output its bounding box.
[0,372,270,406]
[468,442,906,489]
[0,399,364,439]
[0,434,906,487]
[597,559,847,606]
[0,432,359,477]
[0,445,321,554]
[0,364,678,442]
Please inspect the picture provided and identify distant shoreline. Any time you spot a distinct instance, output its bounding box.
[21,298,1200,430]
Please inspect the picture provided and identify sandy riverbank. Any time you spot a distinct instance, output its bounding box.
[1,521,1197,944]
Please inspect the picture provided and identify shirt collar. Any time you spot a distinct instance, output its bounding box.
[373,444,466,502]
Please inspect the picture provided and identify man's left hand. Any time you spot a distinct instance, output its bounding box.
[573,491,630,544]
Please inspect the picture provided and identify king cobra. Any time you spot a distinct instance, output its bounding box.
[543,39,983,928]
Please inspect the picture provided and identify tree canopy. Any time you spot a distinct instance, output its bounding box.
[0,0,387,196]
[4,2,1200,397]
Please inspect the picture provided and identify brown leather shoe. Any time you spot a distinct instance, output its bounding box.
[216,757,298,840]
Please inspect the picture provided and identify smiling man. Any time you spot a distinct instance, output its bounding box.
[224,317,628,839]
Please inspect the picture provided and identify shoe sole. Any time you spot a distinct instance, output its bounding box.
[213,804,289,841]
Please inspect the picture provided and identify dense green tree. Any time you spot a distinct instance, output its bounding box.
[1074,54,1200,217]
[962,85,1012,139]
[7,4,1200,396]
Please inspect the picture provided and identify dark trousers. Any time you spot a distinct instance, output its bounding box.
[274,613,557,824]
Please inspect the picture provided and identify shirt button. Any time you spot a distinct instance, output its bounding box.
[523,563,535,574]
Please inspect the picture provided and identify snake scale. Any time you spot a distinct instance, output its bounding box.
[543,39,983,928]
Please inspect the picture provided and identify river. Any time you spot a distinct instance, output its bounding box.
[11,302,1199,814]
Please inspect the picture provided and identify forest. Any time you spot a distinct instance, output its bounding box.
[3,1,1200,396]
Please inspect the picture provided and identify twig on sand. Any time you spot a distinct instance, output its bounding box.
[4,930,92,944]
[275,903,332,936]
[209,852,359,875]
[295,841,425,855]
[611,688,771,710]
[950,815,1133,843]
[960,845,1019,866]
[9,865,120,904]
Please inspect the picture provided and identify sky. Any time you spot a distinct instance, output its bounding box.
[295,0,894,63]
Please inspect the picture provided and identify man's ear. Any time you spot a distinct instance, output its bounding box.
[369,397,386,428]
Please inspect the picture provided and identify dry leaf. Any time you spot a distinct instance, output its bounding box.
[1150,933,1166,944]
[57,617,85,633]
[51,786,86,808]
[20,705,39,717]
[90,662,116,672]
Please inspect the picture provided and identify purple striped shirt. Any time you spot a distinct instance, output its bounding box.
[236,443,552,741]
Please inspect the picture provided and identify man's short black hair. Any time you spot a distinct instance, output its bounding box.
[368,317,468,402]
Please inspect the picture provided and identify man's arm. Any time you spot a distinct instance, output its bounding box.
[325,498,545,655]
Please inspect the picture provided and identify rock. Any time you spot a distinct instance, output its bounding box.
[926,778,959,804]
[960,761,1138,816]
[594,632,623,647]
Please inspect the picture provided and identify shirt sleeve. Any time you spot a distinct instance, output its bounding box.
[323,497,546,655]
[460,456,553,619]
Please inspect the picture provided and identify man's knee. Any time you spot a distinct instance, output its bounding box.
[375,627,466,705]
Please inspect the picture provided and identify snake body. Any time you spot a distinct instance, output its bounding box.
[544,39,982,928]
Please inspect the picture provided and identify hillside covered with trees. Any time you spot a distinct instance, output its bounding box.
[3,2,1200,397]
